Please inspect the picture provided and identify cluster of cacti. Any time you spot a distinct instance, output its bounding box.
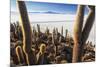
[72,5,95,62]
[10,1,95,66]
[10,22,95,65]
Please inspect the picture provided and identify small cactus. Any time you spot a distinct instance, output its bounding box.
[65,29,68,40]
[15,46,25,64]
[37,24,41,36]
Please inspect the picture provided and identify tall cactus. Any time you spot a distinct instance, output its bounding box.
[72,5,85,62]
[81,6,95,46]
[17,1,35,65]
[80,5,95,60]
[72,5,95,62]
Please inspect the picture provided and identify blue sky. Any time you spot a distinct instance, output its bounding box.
[11,0,88,14]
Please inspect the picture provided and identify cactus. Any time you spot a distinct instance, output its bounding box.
[55,28,58,35]
[55,28,58,43]
[61,26,63,36]
[52,28,56,45]
[17,1,35,65]
[80,5,95,60]
[72,5,85,62]
[72,5,95,62]
[65,29,68,40]
[32,26,36,41]
[81,5,95,46]
[15,46,25,65]
[58,26,63,43]
[32,26,36,35]
[45,27,49,36]
[36,43,46,64]
[37,24,41,37]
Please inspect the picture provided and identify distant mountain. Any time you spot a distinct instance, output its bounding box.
[29,11,63,14]
[43,11,61,14]
[11,11,65,14]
